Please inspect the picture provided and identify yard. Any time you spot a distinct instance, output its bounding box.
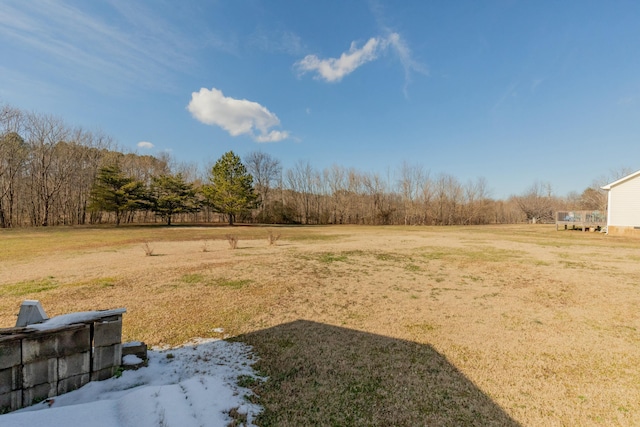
[1,224,639,426]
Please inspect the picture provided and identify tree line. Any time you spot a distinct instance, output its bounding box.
[0,103,611,228]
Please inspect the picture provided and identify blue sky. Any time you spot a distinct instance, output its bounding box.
[1,0,639,198]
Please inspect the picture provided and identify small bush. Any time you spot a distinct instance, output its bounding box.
[202,240,211,252]
[143,241,154,256]
[226,234,238,249]
[268,231,281,246]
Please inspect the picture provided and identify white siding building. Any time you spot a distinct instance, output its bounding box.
[601,170,640,236]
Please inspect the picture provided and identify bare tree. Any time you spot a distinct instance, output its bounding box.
[397,162,428,225]
[0,105,27,227]
[286,160,316,224]
[24,113,75,226]
[245,151,281,222]
[462,177,492,225]
[362,171,395,225]
[432,173,463,225]
[514,181,556,223]
[325,165,348,224]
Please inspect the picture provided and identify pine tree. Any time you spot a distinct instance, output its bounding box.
[148,173,199,226]
[88,164,145,226]
[204,151,258,225]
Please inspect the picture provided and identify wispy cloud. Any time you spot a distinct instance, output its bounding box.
[385,33,428,97]
[187,88,290,143]
[0,0,213,94]
[295,37,383,82]
[491,81,520,113]
[295,32,426,92]
[368,0,428,96]
[137,141,154,149]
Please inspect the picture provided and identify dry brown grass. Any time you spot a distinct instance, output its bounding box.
[1,224,640,425]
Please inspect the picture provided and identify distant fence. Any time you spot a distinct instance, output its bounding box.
[555,211,606,231]
[0,310,124,413]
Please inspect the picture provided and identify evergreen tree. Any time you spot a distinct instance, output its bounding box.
[204,151,258,225]
[88,164,145,226]
[148,173,199,226]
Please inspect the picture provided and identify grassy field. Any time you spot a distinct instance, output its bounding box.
[1,224,640,426]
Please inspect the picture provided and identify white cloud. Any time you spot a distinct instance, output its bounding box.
[187,87,289,142]
[295,37,382,82]
[385,32,428,97]
[137,141,154,149]
[295,33,426,88]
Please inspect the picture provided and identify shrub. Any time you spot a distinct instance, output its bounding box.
[226,234,238,249]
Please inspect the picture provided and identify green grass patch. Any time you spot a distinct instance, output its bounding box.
[0,277,58,297]
[87,277,117,288]
[420,246,524,263]
[208,277,252,289]
[237,374,262,388]
[181,273,205,284]
[374,252,406,262]
[318,252,348,263]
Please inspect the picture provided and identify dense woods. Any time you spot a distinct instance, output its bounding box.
[0,103,609,228]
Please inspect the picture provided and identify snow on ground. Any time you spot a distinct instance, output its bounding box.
[1,338,263,427]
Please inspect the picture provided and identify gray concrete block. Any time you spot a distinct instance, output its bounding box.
[93,343,122,372]
[0,366,22,394]
[122,341,147,361]
[22,357,57,388]
[0,337,22,370]
[93,318,122,347]
[57,373,90,395]
[58,351,90,380]
[56,324,91,357]
[23,382,56,406]
[15,300,48,327]
[22,324,90,363]
[0,390,22,412]
[91,366,118,382]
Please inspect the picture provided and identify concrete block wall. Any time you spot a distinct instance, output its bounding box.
[0,334,24,412]
[0,314,123,413]
[92,316,122,381]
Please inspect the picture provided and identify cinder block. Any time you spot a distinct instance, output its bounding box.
[0,390,22,412]
[22,324,90,363]
[23,382,56,406]
[57,373,90,394]
[93,344,122,372]
[0,366,22,394]
[91,366,118,382]
[56,324,91,357]
[122,341,147,361]
[0,337,22,370]
[93,318,122,347]
[23,357,57,388]
[58,351,90,380]
[15,300,48,327]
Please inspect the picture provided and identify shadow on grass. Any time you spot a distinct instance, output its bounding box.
[235,320,520,427]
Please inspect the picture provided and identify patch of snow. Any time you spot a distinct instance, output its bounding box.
[122,354,143,365]
[0,338,263,427]
[27,309,126,331]
[123,341,142,347]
